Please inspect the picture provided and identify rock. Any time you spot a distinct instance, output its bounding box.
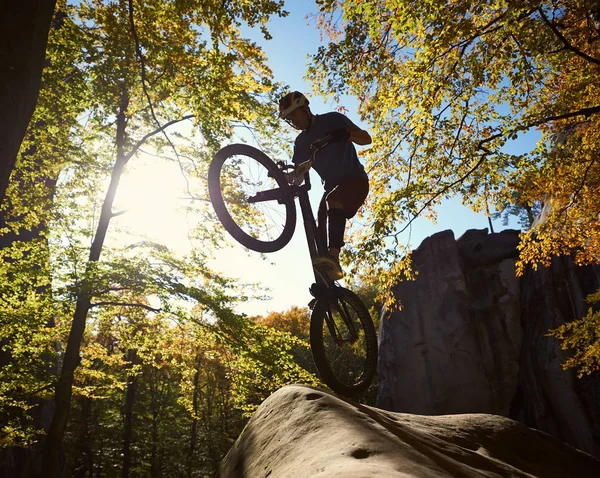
[377,229,600,457]
[377,229,522,416]
[217,385,600,478]
[513,255,600,457]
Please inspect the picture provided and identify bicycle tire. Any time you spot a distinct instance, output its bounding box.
[310,287,378,397]
[208,144,296,253]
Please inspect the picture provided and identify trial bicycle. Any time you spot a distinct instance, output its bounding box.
[207,136,377,397]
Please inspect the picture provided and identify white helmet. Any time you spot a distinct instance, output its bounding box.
[278,91,309,119]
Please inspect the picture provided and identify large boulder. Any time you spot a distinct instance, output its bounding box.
[217,385,600,477]
[377,229,600,457]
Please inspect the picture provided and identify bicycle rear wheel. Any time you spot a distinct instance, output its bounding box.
[310,287,378,397]
[208,144,296,253]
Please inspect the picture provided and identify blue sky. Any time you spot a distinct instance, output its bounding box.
[116,2,537,316]
[208,2,538,316]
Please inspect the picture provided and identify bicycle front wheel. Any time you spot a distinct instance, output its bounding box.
[208,144,296,253]
[310,287,378,397]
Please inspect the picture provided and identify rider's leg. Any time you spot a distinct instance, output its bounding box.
[325,176,370,257]
[316,193,328,254]
[314,177,369,279]
[325,198,345,260]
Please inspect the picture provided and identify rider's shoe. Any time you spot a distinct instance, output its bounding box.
[312,255,344,280]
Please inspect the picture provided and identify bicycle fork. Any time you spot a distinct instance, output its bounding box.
[297,192,330,287]
[325,291,360,344]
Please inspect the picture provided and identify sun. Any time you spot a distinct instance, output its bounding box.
[111,154,194,251]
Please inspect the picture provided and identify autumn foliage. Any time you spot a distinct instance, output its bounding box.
[310,0,600,273]
[310,0,600,372]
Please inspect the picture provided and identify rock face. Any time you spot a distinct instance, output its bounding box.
[377,229,600,457]
[218,385,600,478]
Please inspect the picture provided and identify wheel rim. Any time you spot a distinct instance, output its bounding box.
[218,151,290,245]
[319,295,373,389]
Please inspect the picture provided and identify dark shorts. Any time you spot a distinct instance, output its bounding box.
[319,175,369,220]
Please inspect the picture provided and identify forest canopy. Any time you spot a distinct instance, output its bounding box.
[310,0,600,286]
[0,1,314,476]
[2,1,600,476]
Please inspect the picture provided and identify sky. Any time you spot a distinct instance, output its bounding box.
[116,2,536,316]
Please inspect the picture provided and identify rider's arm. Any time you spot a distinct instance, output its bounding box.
[348,125,372,146]
[285,140,308,184]
[327,112,372,146]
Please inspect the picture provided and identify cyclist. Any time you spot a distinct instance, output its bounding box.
[278,91,372,279]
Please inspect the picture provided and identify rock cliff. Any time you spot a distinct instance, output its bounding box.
[218,385,600,477]
[377,229,600,457]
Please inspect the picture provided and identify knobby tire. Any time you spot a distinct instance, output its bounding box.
[310,287,378,397]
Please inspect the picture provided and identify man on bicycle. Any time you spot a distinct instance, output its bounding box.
[278,91,372,280]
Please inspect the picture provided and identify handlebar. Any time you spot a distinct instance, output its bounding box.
[276,134,334,185]
[278,134,334,173]
[310,134,334,152]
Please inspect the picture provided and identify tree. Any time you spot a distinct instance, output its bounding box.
[492,191,543,230]
[548,289,600,376]
[309,0,600,292]
[30,0,289,475]
[0,0,57,206]
[253,306,311,340]
[0,11,84,470]
[253,306,315,374]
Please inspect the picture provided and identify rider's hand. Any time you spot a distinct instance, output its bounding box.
[295,159,312,177]
[328,128,350,142]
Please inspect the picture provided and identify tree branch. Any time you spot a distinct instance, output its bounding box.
[430,11,508,64]
[562,158,597,213]
[537,8,600,66]
[125,114,194,161]
[127,0,195,198]
[479,104,600,149]
[111,209,128,218]
[89,301,161,313]
[448,99,469,159]
[394,150,490,236]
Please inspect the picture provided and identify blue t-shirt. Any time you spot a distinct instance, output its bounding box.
[292,112,368,191]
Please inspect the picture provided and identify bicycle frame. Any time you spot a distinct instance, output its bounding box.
[248,141,334,289]
[251,175,359,335]
[289,178,361,343]
[296,174,331,283]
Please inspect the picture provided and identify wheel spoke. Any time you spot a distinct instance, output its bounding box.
[220,153,287,242]
[208,144,296,253]
[310,288,377,395]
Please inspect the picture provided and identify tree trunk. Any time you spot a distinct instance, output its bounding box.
[122,349,138,478]
[41,92,130,478]
[186,355,202,478]
[0,0,57,207]
[74,396,93,478]
[150,371,159,478]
